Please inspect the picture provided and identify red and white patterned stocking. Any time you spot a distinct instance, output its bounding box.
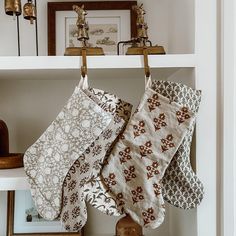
[60,88,132,231]
[101,82,195,228]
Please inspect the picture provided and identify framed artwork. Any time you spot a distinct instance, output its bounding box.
[7,191,83,236]
[48,1,137,55]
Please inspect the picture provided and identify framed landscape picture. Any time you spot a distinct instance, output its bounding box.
[7,191,83,236]
[48,1,137,55]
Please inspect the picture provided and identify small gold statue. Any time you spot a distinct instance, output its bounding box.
[73,4,89,46]
[133,4,148,46]
[117,3,165,55]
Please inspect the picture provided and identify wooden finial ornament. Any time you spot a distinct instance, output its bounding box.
[0,120,23,169]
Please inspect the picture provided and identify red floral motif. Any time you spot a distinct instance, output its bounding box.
[123,165,136,182]
[153,183,162,197]
[133,120,146,138]
[146,161,160,179]
[153,113,167,131]
[119,147,132,164]
[139,141,153,158]
[161,134,175,152]
[103,173,117,190]
[142,207,156,226]
[147,94,160,111]
[116,192,125,209]
[176,107,191,124]
[72,206,80,218]
[131,186,144,204]
[80,162,90,174]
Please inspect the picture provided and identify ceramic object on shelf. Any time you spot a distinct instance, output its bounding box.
[0,120,23,169]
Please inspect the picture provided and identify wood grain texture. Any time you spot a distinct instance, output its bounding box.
[48,1,137,55]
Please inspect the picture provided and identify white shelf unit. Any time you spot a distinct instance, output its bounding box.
[0,0,217,236]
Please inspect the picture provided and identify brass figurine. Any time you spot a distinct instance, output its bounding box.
[5,0,22,17]
[117,3,165,55]
[133,4,148,45]
[73,4,89,47]
[23,0,36,24]
[64,4,104,56]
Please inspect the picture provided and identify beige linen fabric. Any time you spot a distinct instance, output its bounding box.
[101,82,195,228]
[61,88,132,231]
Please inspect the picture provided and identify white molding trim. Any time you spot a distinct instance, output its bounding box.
[221,0,236,235]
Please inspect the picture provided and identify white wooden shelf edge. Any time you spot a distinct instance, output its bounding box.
[0,168,29,190]
[0,54,196,70]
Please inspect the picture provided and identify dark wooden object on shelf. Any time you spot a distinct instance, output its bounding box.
[116,214,143,236]
[0,120,23,169]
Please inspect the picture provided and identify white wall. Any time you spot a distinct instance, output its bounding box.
[0,0,194,56]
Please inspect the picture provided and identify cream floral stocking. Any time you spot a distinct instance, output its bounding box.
[101,81,195,228]
[23,78,112,220]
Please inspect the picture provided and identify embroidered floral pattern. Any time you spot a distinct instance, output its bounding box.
[131,186,144,204]
[103,129,113,140]
[161,134,175,152]
[146,161,160,179]
[119,147,132,164]
[79,162,90,174]
[72,206,80,218]
[153,113,167,131]
[116,192,125,208]
[142,208,156,226]
[176,107,191,124]
[92,145,102,156]
[153,183,162,197]
[133,120,146,138]
[123,166,136,182]
[70,192,79,205]
[139,141,153,158]
[147,93,160,111]
[103,173,117,189]
[101,86,194,228]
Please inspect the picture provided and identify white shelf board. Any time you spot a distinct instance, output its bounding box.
[0,168,29,191]
[0,54,196,70]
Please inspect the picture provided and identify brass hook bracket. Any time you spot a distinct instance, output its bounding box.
[81,48,87,78]
[143,47,150,78]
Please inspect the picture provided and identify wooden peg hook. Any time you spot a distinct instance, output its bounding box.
[81,48,87,78]
[143,47,150,78]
